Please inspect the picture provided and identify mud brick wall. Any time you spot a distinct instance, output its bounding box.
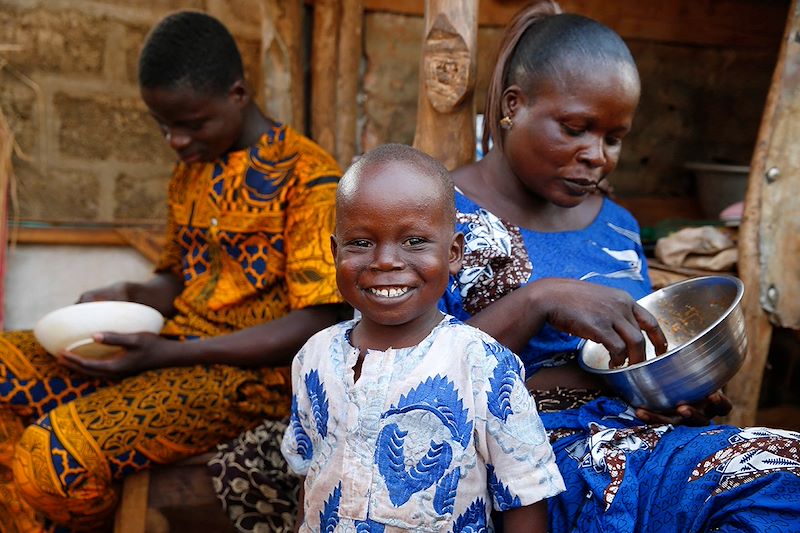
[0,0,265,224]
[0,1,786,225]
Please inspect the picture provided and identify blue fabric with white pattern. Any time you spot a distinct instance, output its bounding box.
[440,191,800,532]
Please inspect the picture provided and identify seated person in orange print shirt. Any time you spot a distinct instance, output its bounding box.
[0,11,346,532]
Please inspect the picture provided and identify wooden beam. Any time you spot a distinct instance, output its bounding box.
[756,15,800,330]
[113,470,150,533]
[413,0,479,170]
[11,227,128,246]
[361,0,786,48]
[261,0,306,130]
[0,104,12,330]
[116,227,166,264]
[723,0,797,427]
[8,226,166,266]
[336,0,364,167]
[311,0,341,156]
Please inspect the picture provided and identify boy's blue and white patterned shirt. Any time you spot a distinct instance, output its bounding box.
[281,315,565,532]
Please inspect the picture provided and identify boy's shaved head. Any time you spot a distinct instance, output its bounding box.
[337,144,456,229]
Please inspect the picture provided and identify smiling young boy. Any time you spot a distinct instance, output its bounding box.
[281,144,564,532]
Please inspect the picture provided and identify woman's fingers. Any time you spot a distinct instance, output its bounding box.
[56,332,143,377]
[57,351,122,377]
[54,353,85,373]
[674,405,715,426]
[636,390,732,427]
[55,332,164,378]
[544,282,669,369]
[607,302,668,367]
[703,390,733,418]
[94,331,143,348]
[635,408,680,425]
[632,304,668,355]
[611,319,646,366]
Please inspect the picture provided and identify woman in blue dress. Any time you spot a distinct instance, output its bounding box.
[441,2,800,531]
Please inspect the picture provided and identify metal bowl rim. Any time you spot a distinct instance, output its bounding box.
[578,275,745,375]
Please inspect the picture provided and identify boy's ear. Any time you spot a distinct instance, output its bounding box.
[330,234,338,260]
[449,232,464,276]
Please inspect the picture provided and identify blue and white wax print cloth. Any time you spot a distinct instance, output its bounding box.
[440,191,800,532]
[440,192,651,377]
[540,395,800,532]
[281,316,565,532]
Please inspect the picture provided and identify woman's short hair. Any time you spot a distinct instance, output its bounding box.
[483,2,638,154]
[138,11,244,95]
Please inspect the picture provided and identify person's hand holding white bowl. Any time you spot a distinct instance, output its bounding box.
[34,301,165,361]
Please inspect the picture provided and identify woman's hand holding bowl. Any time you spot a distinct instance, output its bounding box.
[58,331,172,378]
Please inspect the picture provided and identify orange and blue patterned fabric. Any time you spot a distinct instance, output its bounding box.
[0,123,342,532]
[158,123,341,336]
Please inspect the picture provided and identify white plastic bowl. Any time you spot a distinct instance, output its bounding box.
[34,301,165,359]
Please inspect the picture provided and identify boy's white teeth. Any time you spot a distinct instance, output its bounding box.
[369,287,409,298]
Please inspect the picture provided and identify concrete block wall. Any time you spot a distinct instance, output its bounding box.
[0,0,265,225]
[0,1,782,224]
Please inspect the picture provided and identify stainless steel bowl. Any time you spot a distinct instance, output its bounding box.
[579,275,747,410]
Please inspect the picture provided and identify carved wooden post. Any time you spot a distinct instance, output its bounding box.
[261,0,305,130]
[336,0,364,167]
[413,0,479,170]
[311,0,340,156]
[725,0,798,427]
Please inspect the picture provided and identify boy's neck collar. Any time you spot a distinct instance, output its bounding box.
[348,312,447,353]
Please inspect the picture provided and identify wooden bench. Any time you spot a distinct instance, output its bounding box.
[113,453,236,533]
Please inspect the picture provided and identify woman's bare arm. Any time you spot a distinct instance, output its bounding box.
[502,501,548,533]
[293,478,305,533]
[465,277,667,367]
[58,303,349,377]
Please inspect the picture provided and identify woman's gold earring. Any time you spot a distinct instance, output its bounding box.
[500,116,513,130]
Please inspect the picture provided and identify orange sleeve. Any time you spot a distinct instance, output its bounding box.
[283,137,343,310]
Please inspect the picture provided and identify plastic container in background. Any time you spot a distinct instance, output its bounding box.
[684,162,749,220]
[34,301,164,359]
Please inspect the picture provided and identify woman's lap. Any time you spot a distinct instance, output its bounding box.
[207,387,800,533]
[541,392,800,532]
[0,331,100,420]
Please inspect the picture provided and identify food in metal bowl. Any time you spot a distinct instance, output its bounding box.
[579,275,746,410]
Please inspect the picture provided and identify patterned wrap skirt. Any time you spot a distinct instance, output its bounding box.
[538,388,800,532]
[0,331,291,532]
[209,387,800,533]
